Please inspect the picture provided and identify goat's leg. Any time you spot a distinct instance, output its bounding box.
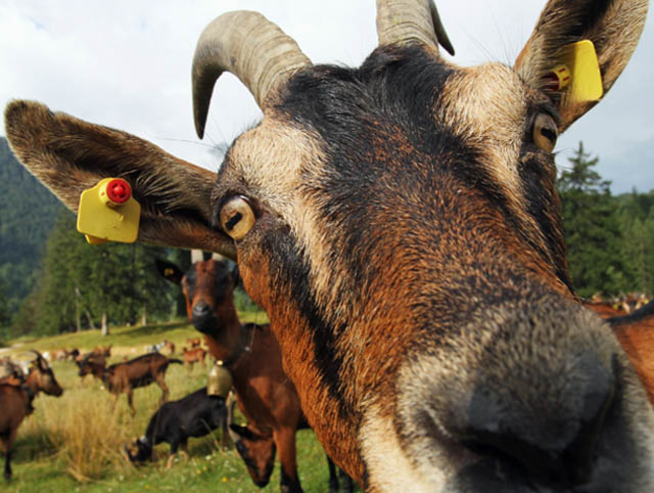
[111,393,120,413]
[126,390,135,417]
[166,441,179,470]
[274,427,302,493]
[338,466,354,493]
[3,449,11,481]
[180,440,189,462]
[156,376,169,405]
[220,393,236,450]
[1,434,14,481]
[327,455,338,493]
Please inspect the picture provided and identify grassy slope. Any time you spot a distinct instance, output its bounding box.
[2,313,349,493]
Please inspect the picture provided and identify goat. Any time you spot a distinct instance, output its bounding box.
[0,351,63,480]
[186,337,201,348]
[5,0,654,490]
[180,346,207,371]
[163,340,176,356]
[144,340,167,353]
[603,300,654,405]
[125,386,227,469]
[158,258,353,492]
[92,345,112,358]
[77,352,181,415]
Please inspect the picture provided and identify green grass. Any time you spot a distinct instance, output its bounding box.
[1,312,353,493]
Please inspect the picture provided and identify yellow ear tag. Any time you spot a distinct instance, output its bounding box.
[77,178,141,245]
[545,40,603,103]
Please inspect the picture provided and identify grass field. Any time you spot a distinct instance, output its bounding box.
[1,314,351,492]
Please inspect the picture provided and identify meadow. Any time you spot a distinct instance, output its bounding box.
[1,314,344,493]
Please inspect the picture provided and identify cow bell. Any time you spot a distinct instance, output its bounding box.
[207,360,233,398]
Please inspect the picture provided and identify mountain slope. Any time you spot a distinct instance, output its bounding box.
[0,136,64,310]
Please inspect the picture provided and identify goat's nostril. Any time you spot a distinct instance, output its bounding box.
[460,355,614,486]
[192,301,211,318]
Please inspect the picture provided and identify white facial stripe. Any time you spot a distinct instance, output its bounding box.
[360,403,446,492]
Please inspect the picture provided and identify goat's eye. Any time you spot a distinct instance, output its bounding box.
[220,196,256,240]
[533,113,558,153]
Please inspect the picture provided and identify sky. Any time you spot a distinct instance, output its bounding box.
[0,0,652,193]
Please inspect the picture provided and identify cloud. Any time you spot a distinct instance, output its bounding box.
[1,1,652,192]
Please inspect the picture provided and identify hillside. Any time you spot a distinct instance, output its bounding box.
[0,136,64,311]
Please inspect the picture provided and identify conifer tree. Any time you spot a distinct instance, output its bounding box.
[557,142,626,297]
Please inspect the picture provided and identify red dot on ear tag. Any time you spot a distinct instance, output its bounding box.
[106,179,132,204]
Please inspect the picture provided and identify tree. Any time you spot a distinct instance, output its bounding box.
[557,142,626,297]
[0,280,9,338]
[23,209,178,336]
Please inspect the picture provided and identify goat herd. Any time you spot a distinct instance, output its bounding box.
[0,258,354,492]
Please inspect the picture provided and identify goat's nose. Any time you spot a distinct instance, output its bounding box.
[192,300,210,317]
[459,353,614,486]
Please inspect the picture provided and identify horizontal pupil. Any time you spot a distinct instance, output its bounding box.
[540,127,557,142]
[225,212,243,231]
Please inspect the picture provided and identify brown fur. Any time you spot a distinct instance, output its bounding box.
[181,346,207,370]
[159,259,307,491]
[186,337,201,348]
[605,301,654,405]
[4,1,653,491]
[77,353,178,416]
[0,352,63,480]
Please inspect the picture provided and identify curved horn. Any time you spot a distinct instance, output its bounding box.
[30,350,48,368]
[192,10,312,139]
[376,0,454,55]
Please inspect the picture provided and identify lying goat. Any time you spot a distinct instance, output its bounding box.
[78,352,181,415]
[0,351,63,480]
[125,387,227,469]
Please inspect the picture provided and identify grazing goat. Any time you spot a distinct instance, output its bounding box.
[78,353,181,415]
[0,351,63,480]
[158,258,352,492]
[5,0,654,490]
[125,386,227,469]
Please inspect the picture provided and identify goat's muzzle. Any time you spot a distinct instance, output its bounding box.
[391,295,650,491]
[191,300,217,334]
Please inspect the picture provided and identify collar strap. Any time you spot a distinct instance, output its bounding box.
[223,323,257,368]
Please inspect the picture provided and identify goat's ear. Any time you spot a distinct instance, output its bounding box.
[229,423,259,441]
[4,100,235,259]
[515,0,648,132]
[155,259,184,285]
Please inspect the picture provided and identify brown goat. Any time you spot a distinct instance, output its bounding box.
[186,338,201,349]
[158,258,352,492]
[0,351,63,480]
[180,346,207,371]
[77,353,181,415]
[5,0,654,490]
[603,300,654,405]
[163,340,176,356]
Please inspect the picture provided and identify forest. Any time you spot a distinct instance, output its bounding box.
[1,137,653,339]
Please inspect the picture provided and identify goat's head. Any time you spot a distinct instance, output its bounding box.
[229,424,277,488]
[124,436,153,464]
[77,353,104,377]
[157,258,238,336]
[4,0,653,490]
[28,350,63,396]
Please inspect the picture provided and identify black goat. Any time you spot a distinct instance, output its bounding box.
[125,387,227,469]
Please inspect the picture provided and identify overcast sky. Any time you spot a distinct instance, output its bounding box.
[1,1,652,192]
